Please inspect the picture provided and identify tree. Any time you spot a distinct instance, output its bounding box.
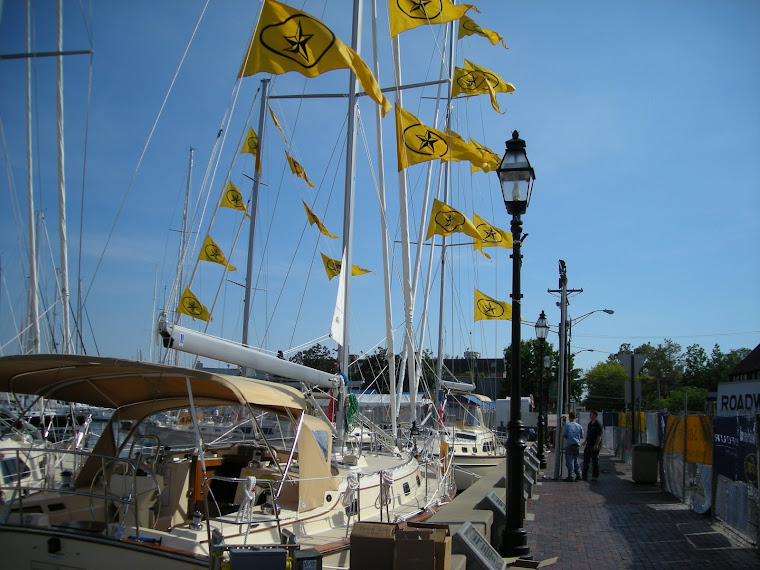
[665,386,707,413]
[680,344,710,390]
[636,339,682,409]
[502,339,559,405]
[582,361,628,411]
[703,345,751,391]
[289,343,336,373]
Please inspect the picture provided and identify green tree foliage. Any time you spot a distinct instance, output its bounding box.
[502,340,559,404]
[594,341,752,412]
[582,361,628,411]
[665,386,707,413]
[289,343,336,373]
[636,339,683,409]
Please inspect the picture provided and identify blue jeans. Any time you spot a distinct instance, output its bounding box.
[565,444,581,479]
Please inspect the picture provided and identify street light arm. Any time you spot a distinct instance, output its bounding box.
[570,308,614,326]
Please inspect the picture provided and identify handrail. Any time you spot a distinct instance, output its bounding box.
[202,474,283,542]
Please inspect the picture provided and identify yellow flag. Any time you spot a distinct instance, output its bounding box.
[285,151,315,187]
[303,201,338,239]
[178,286,212,322]
[452,60,514,114]
[441,129,488,165]
[389,0,478,37]
[240,127,261,175]
[241,126,258,156]
[425,198,481,241]
[469,138,500,174]
[220,181,250,217]
[320,253,372,281]
[472,212,512,258]
[474,288,511,321]
[240,0,390,117]
[269,105,288,144]
[458,15,507,48]
[396,104,450,170]
[198,235,237,271]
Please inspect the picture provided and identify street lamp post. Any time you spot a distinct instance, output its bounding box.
[535,311,549,469]
[565,309,614,412]
[497,130,535,559]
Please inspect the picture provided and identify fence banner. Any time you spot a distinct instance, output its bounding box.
[714,415,758,483]
[664,414,712,465]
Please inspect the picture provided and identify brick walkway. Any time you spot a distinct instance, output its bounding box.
[524,449,759,569]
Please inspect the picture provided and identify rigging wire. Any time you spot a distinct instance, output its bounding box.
[82,0,212,309]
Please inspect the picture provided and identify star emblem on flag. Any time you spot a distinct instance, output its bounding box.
[283,21,313,62]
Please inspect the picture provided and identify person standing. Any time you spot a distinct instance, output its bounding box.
[582,410,603,481]
[561,412,584,481]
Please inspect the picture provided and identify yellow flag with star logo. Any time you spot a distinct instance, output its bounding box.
[452,60,514,114]
[472,212,512,259]
[178,286,213,322]
[320,253,372,281]
[426,199,481,241]
[198,235,236,271]
[390,0,478,37]
[240,126,261,175]
[240,0,390,117]
[458,15,507,48]
[474,288,511,321]
[396,104,450,170]
[220,181,250,218]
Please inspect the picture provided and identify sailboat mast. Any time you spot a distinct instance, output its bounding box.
[335,0,363,445]
[56,0,71,354]
[435,17,459,405]
[242,77,270,354]
[174,148,194,365]
[370,0,396,437]
[25,0,40,355]
[391,34,418,423]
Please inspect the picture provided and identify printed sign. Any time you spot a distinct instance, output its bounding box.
[714,415,757,483]
[452,521,506,570]
[716,380,760,417]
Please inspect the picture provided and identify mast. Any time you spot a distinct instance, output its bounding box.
[390,13,418,426]
[432,18,458,411]
[174,148,194,365]
[25,0,40,354]
[242,77,270,357]
[334,0,363,447]
[370,0,396,437]
[56,0,71,354]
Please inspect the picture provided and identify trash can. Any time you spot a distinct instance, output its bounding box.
[632,443,659,483]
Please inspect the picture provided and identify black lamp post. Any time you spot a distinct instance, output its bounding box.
[497,131,535,558]
[534,311,549,469]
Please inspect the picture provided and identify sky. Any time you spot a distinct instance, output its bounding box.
[1,0,758,378]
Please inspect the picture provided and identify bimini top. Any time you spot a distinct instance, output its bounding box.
[0,354,307,415]
[447,392,495,409]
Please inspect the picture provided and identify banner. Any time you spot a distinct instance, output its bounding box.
[714,415,757,483]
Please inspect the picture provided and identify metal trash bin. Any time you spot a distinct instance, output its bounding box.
[632,443,659,483]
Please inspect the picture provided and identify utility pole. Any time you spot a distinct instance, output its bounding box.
[548,260,582,480]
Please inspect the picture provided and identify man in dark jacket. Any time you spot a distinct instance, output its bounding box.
[582,410,603,481]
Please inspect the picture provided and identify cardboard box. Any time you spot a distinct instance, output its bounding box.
[350,522,399,570]
[395,529,436,570]
[405,522,451,570]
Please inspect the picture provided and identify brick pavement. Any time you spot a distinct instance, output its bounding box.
[524,449,759,569]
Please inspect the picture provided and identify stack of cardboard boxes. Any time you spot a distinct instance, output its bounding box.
[350,522,451,570]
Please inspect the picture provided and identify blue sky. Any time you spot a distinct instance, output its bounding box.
[1,0,758,376]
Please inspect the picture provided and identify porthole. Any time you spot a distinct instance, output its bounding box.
[403,482,411,496]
